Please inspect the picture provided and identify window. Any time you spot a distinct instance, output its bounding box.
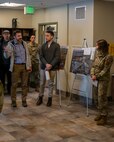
[75,6,86,20]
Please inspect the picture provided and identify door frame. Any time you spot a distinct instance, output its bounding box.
[38,22,58,45]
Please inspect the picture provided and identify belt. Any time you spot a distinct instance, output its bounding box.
[14,63,25,65]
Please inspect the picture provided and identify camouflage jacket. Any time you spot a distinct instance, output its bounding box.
[91,50,113,81]
[28,42,40,64]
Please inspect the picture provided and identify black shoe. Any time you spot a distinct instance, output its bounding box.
[22,101,27,107]
[11,101,17,107]
[36,96,43,106]
[47,97,52,107]
[35,86,39,92]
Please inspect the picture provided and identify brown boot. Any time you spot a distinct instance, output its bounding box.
[94,115,102,121]
[97,116,107,125]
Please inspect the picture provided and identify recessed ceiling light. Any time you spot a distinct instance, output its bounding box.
[0,2,25,7]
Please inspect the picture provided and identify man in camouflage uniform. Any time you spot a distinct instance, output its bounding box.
[28,35,40,91]
[91,39,113,125]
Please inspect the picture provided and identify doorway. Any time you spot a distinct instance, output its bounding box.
[38,22,58,45]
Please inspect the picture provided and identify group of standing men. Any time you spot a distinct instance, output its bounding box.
[0,30,61,109]
[0,30,113,127]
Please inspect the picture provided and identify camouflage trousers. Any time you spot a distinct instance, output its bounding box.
[0,81,4,113]
[93,80,109,116]
[29,63,40,88]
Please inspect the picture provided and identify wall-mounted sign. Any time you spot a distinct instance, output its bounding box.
[24,6,35,14]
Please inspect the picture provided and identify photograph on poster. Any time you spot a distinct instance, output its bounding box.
[70,49,91,75]
[59,46,68,70]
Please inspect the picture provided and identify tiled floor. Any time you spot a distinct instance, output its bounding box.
[0,89,114,142]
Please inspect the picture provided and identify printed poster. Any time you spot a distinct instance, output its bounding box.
[70,48,91,75]
[59,46,68,70]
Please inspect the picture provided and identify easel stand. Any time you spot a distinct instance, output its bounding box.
[68,38,90,116]
[57,69,70,107]
[68,74,89,117]
[82,38,88,48]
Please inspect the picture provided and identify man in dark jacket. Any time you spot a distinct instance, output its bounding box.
[36,30,61,107]
[0,30,11,95]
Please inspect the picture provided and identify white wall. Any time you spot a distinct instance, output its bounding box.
[0,9,32,28]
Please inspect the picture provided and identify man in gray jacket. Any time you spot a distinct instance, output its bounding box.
[5,30,31,107]
[36,30,61,107]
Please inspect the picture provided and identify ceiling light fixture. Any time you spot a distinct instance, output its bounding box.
[0,2,25,7]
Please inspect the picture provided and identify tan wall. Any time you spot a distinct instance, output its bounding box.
[32,0,94,47]
[94,0,114,96]
[32,6,68,45]
[0,9,32,28]
[94,0,114,45]
[69,0,94,47]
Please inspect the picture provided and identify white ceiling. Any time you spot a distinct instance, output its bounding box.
[0,0,114,9]
[0,0,83,9]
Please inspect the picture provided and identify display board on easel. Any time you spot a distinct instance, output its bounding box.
[70,47,96,98]
[70,48,91,75]
[59,46,68,70]
[68,46,96,116]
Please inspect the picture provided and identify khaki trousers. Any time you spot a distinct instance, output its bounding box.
[11,64,29,102]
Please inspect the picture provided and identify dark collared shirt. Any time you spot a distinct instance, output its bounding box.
[13,39,26,64]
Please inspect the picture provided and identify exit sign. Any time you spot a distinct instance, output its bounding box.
[24,6,35,14]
